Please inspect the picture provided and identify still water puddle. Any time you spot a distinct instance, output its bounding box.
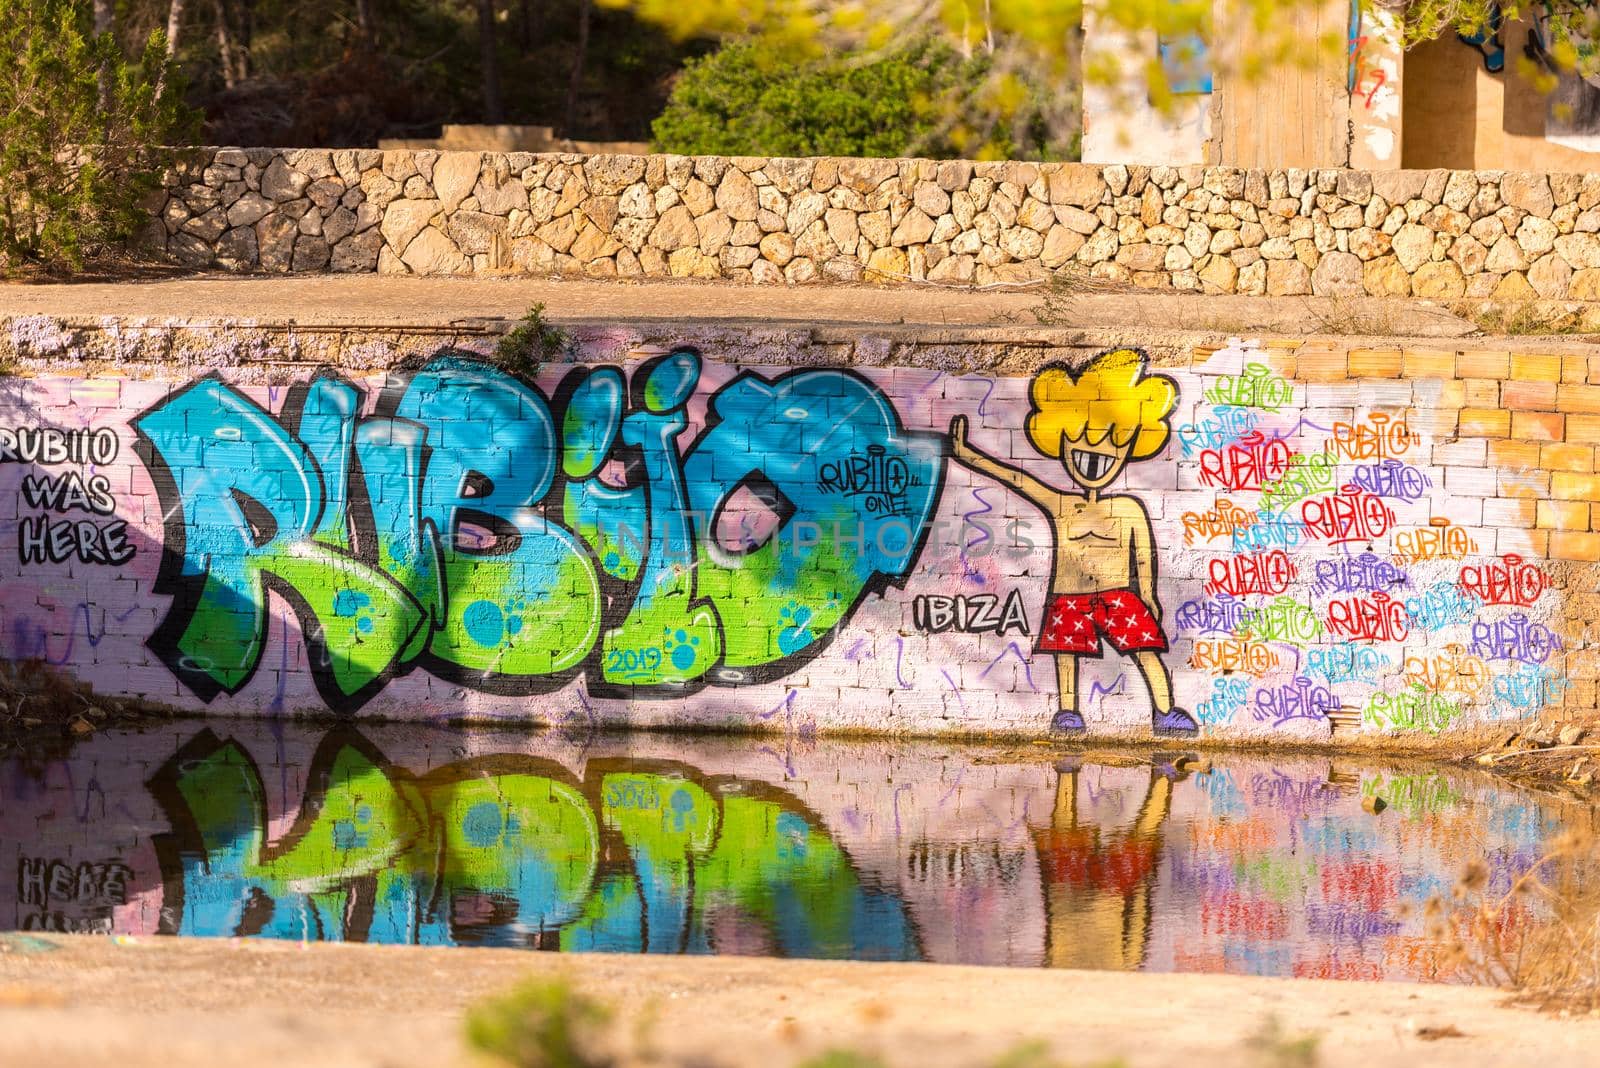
[1,723,1584,980]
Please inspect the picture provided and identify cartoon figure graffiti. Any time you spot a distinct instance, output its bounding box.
[949,348,1196,736]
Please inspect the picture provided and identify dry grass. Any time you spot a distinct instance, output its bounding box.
[1432,822,1600,1015]
[1453,300,1600,337]
[1030,267,1130,326]
[1301,295,1400,337]
[1470,710,1600,789]
[0,658,170,748]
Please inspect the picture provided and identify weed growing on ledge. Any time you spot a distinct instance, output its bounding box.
[1031,267,1122,326]
[1242,1017,1320,1067]
[1302,296,1398,337]
[1456,301,1597,337]
[494,303,572,379]
[796,1052,892,1068]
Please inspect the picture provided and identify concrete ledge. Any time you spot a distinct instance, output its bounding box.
[0,275,1481,337]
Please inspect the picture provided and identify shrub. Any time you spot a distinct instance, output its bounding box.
[0,0,196,273]
[465,979,616,1068]
[651,36,1060,160]
[494,303,573,379]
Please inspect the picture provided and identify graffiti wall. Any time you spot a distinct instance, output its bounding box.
[0,724,1575,977]
[0,339,1585,739]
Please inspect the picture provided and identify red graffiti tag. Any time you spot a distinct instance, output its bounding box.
[1324,591,1410,643]
[1205,550,1297,597]
[1198,432,1293,492]
[1459,554,1549,607]
[1301,489,1396,545]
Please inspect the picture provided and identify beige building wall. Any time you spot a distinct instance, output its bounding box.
[1403,19,1600,171]
[1080,22,1212,166]
[1212,0,1352,167]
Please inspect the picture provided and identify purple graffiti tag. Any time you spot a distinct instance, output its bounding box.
[6,602,141,667]
[959,375,999,417]
[980,641,1039,693]
[892,781,914,835]
[756,743,798,779]
[75,775,107,824]
[267,614,292,715]
[893,637,911,688]
[1087,674,1126,710]
[938,766,967,807]
[940,668,968,715]
[959,487,996,586]
[758,689,798,726]
[843,638,871,661]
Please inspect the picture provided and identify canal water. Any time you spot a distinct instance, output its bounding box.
[0,722,1580,981]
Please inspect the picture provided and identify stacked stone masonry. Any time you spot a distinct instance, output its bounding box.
[147,149,1600,297]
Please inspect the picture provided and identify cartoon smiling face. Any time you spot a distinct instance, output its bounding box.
[1061,432,1136,490]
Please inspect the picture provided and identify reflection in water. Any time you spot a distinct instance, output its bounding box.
[1035,757,1171,972]
[0,723,1584,981]
[151,730,915,958]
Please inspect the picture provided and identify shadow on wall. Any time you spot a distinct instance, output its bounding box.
[1402,35,1483,169]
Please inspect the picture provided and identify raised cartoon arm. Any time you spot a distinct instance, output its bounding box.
[948,415,1058,507]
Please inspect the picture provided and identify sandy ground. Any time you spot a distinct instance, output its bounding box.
[0,933,1593,1068]
[0,274,1482,339]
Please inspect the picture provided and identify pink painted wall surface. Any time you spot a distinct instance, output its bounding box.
[0,340,1567,741]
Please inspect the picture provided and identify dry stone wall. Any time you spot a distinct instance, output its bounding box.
[149,149,1600,298]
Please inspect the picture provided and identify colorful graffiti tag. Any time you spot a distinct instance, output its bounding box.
[0,339,1573,738]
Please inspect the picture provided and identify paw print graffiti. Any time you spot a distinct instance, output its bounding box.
[461,598,527,648]
[331,803,374,850]
[663,628,703,672]
[333,589,375,635]
[777,601,815,655]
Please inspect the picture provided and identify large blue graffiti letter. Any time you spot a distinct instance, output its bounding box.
[134,380,425,705]
[683,370,943,679]
[392,356,601,682]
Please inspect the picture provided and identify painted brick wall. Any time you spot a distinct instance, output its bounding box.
[1,334,1595,741]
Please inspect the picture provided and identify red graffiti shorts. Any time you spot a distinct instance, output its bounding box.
[1037,589,1168,655]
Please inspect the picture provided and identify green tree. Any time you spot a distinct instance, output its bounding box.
[0,0,195,272]
[653,36,1064,159]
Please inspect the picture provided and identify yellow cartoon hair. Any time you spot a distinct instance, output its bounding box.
[1025,348,1178,460]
